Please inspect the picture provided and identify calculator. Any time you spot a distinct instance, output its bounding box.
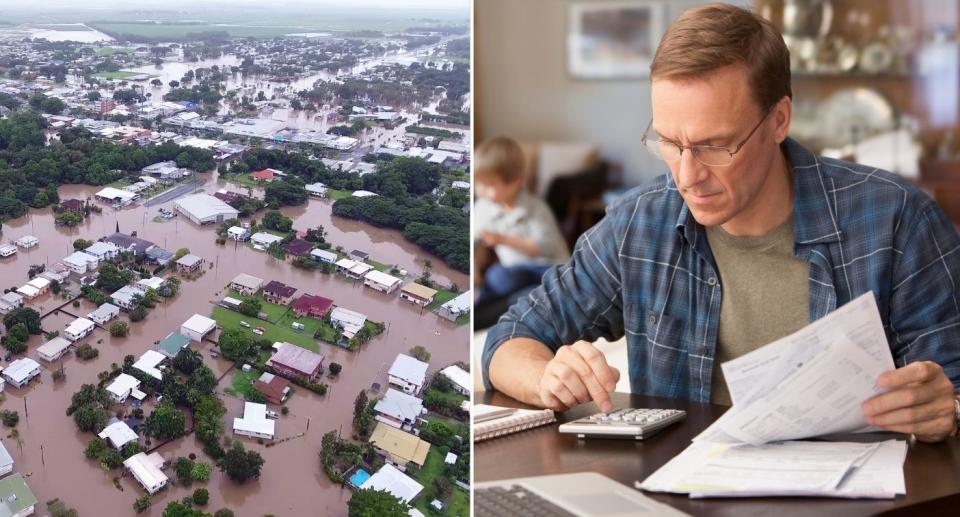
[558,408,687,440]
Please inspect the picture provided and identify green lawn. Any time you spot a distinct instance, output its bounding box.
[327,189,352,201]
[222,173,264,189]
[211,305,320,352]
[367,258,388,272]
[412,449,469,516]
[93,70,138,80]
[425,288,460,311]
[94,47,131,56]
[224,369,261,400]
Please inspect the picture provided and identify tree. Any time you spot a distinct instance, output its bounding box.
[214,510,235,517]
[218,328,254,360]
[146,403,187,440]
[7,322,28,344]
[3,307,41,334]
[191,461,211,481]
[353,390,374,438]
[46,498,79,517]
[193,488,209,506]
[220,442,264,483]
[261,210,293,233]
[173,348,203,375]
[0,410,19,427]
[347,489,408,517]
[133,495,151,513]
[174,457,195,486]
[169,80,180,88]
[409,345,430,362]
[95,263,134,292]
[237,298,261,317]
[40,96,65,115]
[173,248,191,261]
[86,91,101,101]
[109,321,129,337]
[329,362,342,376]
[2,335,25,355]
[84,437,109,459]
[264,180,308,206]
[74,404,109,432]
[130,305,148,322]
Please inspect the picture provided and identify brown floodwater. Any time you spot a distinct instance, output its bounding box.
[0,175,469,516]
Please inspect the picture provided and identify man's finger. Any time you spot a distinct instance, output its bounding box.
[572,342,618,391]
[867,397,955,427]
[561,349,613,412]
[872,416,954,441]
[551,362,591,404]
[539,389,569,413]
[876,361,941,388]
[863,385,938,416]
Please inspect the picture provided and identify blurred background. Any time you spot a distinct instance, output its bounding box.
[472,0,960,392]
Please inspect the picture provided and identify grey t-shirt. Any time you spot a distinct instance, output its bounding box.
[706,213,809,405]
[474,190,570,267]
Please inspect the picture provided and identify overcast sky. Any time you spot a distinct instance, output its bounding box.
[3,0,468,10]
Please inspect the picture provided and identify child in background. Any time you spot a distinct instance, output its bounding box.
[474,137,570,305]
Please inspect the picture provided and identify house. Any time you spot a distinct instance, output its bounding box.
[39,264,70,284]
[106,373,144,403]
[267,343,324,382]
[352,190,378,198]
[157,332,190,358]
[364,270,402,294]
[221,296,243,311]
[310,249,337,264]
[282,238,314,257]
[145,246,174,266]
[335,258,373,280]
[400,283,438,306]
[291,294,333,318]
[14,235,38,248]
[0,474,38,517]
[87,302,120,325]
[214,190,243,204]
[226,226,250,241]
[439,365,471,396]
[330,307,367,340]
[351,249,370,262]
[36,337,74,362]
[254,372,290,405]
[230,273,263,295]
[98,419,138,450]
[0,244,15,258]
[136,277,166,292]
[388,354,429,395]
[233,402,276,440]
[94,186,136,207]
[262,280,297,305]
[451,180,470,190]
[2,358,41,388]
[374,388,426,431]
[249,168,278,182]
[111,285,145,310]
[305,182,328,197]
[0,292,23,313]
[16,277,48,299]
[142,160,181,181]
[0,440,13,476]
[124,452,168,494]
[105,233,155,256]
[176,253,204,273]
[59,198,86,212]
[84,241,120,261]
[369,423,431,469]
[359,464,424,504]
[132,350,166,380]
[62,251,99,274]
[63,317,95,342]
[437,291,471,322]
[250,232,283,250]
[174,193,240,225]
[180,314,216,342]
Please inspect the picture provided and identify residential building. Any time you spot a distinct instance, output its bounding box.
[157,332,190,358]
[111,285,145,311]
[267,343,324,382]
[0,474,38,517]
[400,283,438,306]
[232,402,275,440]
[439,365,471,396]
[291,294,333,318]
[369,423,431,469]
[221,296,243,311]
[180,314,216,342]
[330,307,367,340]
[310,249,337,264]
[0,292,23,314]
[16,277,50,299]
[305,182,328,197]
[230,273,263,295]
[262,280,297,305]
[282,238,314,257]
[437,291,471,322]
[62,251,99,274]
[388,354,429,395]
[250,232,283,250]
[227,226,250,241]
[59,198,86,212]
[176,253,204,273]
[364,270,402,294]
[351,249,370,262]
[136,277,165,292]
[98,420,138,450]
[351,190,378,198]
[249,168,278,182]
[374,388,426,431]
[174,193,239,225]
[2,358,41,388]
[359,464,423,504]
[0,440,12,476]
[123,452,168,494]
[0,244,15,258]
[63,317,95,342]
[14,235,38,248]
[106,373,143,403]
[36,337,73,362]
[87,303,120,325]
[132,350,166,380]
[145,247,174,266]
[335,258,373,280]
[104,233,155,256]
[254,372,290,405]
[84,241,120,261]
[94,187,136,207]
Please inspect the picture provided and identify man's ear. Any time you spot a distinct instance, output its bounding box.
[772,96,792,144]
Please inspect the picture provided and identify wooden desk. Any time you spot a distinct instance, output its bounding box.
[475,391,960,516]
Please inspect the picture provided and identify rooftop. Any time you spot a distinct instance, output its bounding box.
[370,423,431,467]
[157,332,190,358]
[263,280,297,299]
[0,474,38,517]
[401,282,438,300]
[174,193,239,221]
[231,273,264,290]
[268,343,324,375]
[374,388,425,422]
[359,463,423,504]
[389,354,429,386]
[291,294,333,315]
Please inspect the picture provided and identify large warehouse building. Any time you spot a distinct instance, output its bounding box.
[173,193,239,225]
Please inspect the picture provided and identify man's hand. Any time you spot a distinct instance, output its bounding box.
[480,230,503,247]
[538,342,620,413]
[862,361,957,443]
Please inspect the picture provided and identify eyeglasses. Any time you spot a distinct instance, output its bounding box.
[642,108,773,167]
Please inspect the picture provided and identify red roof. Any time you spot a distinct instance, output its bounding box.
[282,238,314,257]
[291,294,334,316]
[250,169,275,181]
[263,280,297,299]
[254,374,290,404]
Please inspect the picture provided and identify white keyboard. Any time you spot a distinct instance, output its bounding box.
[558,408,686,440]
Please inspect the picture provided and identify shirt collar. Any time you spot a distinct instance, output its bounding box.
[674,137,843,246]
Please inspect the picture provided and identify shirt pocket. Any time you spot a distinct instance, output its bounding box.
[625,304,690,395]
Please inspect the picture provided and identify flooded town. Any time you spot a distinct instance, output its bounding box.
[0,1,471,516]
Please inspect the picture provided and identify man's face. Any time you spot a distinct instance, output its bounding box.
[651,64,788,231]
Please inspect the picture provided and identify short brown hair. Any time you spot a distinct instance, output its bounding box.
[650,3,791,111]
[475,136,525,183]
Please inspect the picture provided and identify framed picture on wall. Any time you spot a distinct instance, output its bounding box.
[567,0,665,79]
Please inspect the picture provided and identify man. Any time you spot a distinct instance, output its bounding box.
[482,3,960,443]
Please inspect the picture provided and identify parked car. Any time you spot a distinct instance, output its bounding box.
[265,410,279,420]
[239,321,250,328]
[253,327,265,335]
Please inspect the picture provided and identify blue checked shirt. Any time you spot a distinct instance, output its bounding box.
[482,138,960,401]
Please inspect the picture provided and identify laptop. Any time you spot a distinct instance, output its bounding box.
[474,472,689,516]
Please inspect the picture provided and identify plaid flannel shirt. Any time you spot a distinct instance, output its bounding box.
[482,137,960,402]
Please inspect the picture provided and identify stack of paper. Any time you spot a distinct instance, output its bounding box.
[640,293,909,499]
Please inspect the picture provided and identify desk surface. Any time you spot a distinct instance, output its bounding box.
[475,391,960,516]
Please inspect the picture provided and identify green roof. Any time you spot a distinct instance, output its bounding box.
[157,332,190,358]
[0,473,37,517]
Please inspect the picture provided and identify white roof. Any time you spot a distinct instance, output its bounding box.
[16,285,39,298]
[182,314,216,335]
[88,303,120,320]
[310,249,337,261]
[250,232,283,245]
[364,270,401,288]
[441,291,471,314]
[0,441,12,468]
[231,273,263,290]
[123,452,167,488]
[359,463,424,503]
[107,373,141,398]
[65,317,95,335]
[27,277,51,289]
[222,296,242,306]
[233,402,275,437]
[227,226,248,235]
[352,190,378,197]
[174,193,239,220]
[444,452,458,464]
[330,307,367,330]
[15,235,38,245]
[389,354,428,386]
[63,251,98,267]
[439,365,471,393]
[133,350,166,380]
[111,285,145,304]
[98,420,138,449]
[0,292,22,304]
[374,388,425,422]
[176,253,203,267]
[36,337,72,358]
[137,277,165,291]
[335,258,357,268]
[305,182,328,193]
[4,358,40,383]
[96,186,136,201]
[85,241,119,256]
